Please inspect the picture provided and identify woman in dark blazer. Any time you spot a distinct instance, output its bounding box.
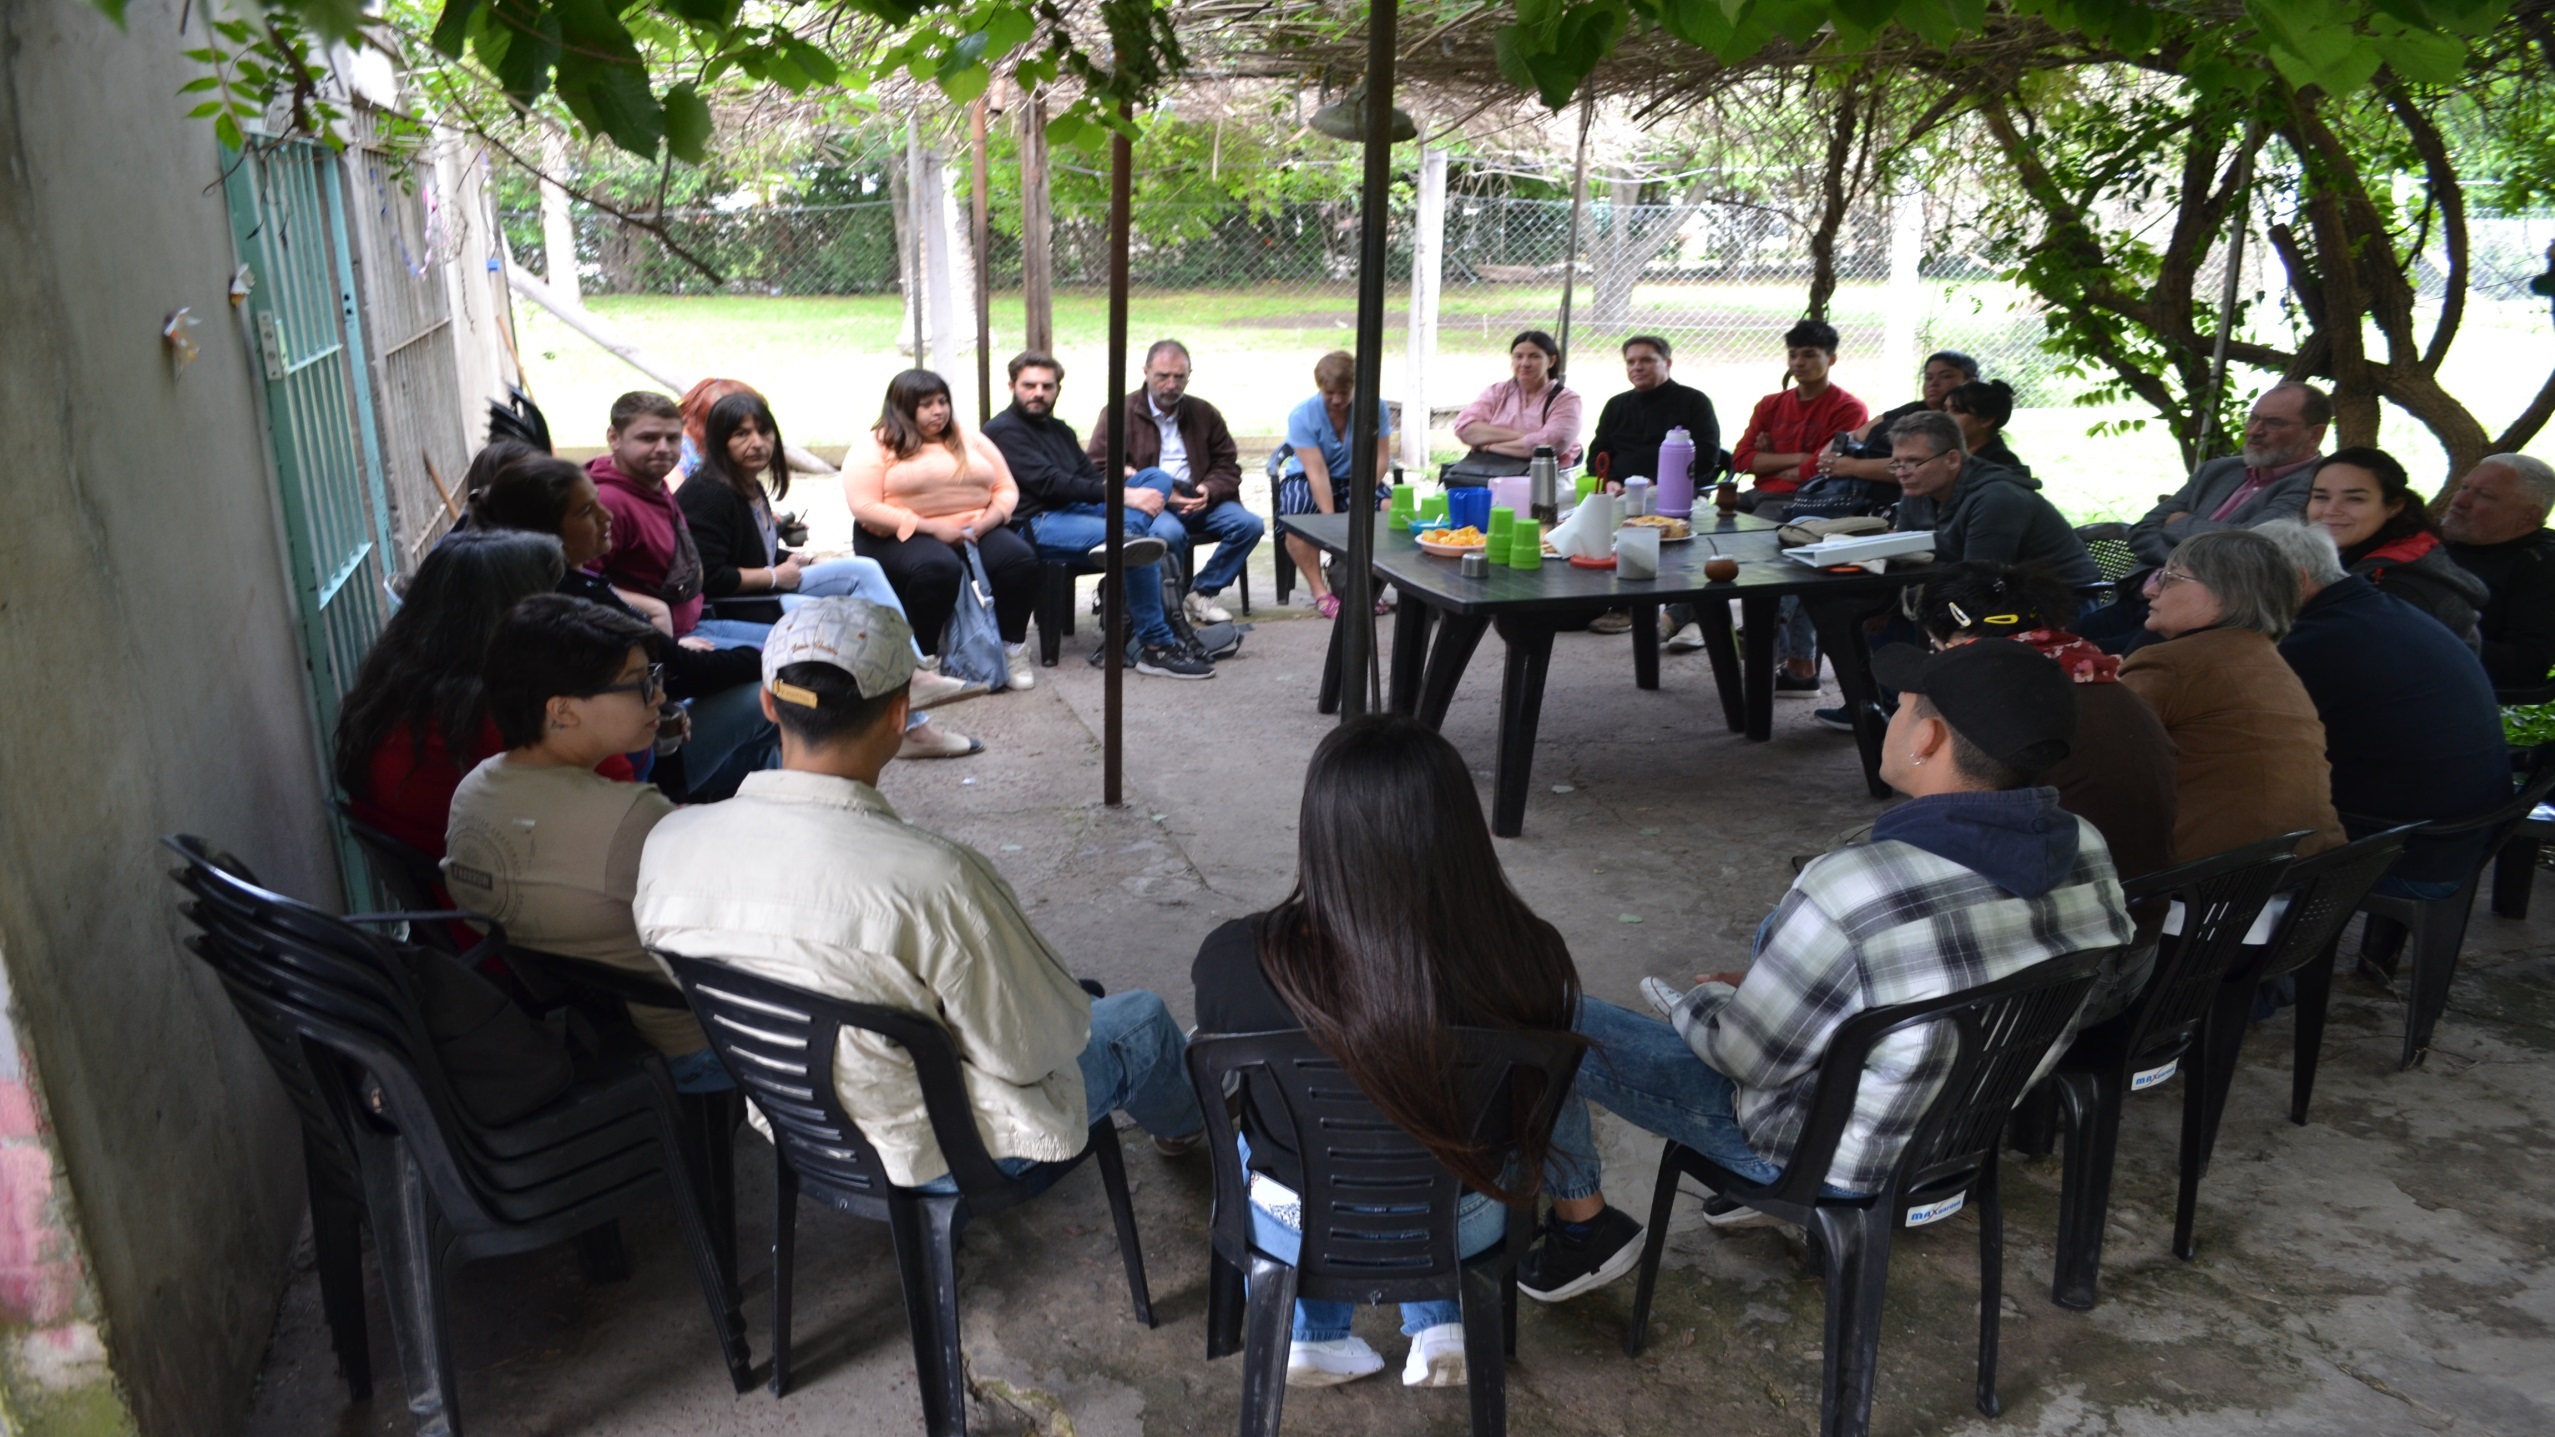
[677,389,912,627]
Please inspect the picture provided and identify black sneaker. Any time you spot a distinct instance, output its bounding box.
[1775,669,1821,693]
[1089,535,1170,570]
[1813,705,1858,733]
[1518,1205,1644,1303]
[1135,642,1215,680]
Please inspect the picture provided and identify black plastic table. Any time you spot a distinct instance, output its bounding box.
[1282,512,1935,834]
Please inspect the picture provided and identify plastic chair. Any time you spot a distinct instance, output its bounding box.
[1185,1027,1585,1437]
[162,839,377,1402]
[2350,744,2555,1069]
[655,951,1154,1432]
[2486,803,2555,919]
[2173,823,2417,1256]
[1623,947,2113,1437]
[164,837,753,1435]
[332,801,745,1269]
[2041,832,2302,1310]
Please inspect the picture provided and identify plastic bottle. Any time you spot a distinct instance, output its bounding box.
[1655,427,1696,518]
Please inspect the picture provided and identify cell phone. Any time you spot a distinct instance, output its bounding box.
[1173,476,1201,498]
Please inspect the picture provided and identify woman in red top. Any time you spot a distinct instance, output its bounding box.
[2305,446,2488,647]
[334,528,621,859]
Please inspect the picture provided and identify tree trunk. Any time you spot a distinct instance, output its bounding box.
[1019,90,1056,355]
[1803,76,1863,323]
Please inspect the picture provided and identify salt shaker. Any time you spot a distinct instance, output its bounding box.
[1460,551,1489,579]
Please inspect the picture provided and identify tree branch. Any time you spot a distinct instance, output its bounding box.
[2384,82,2467,372]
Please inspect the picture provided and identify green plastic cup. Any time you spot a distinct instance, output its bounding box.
[1390,484,1417,511]
[1487,507,1515,566]
[1420,493,1448,522]
[1575,473,1599,501]
[1510,520,1543,570]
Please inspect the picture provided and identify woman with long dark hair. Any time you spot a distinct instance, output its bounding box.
[335,527,599,855]
[1192,715,1633,1390]
[2304,445,2487,643]
[844,369,1041,689]
[1943,377,2028,473]
[678,390,918,624]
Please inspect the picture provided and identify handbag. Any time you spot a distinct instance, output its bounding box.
[1776,515,1892,547]
[938,541,1010,689]
[1780,476,1875,522]
[1437,383,1562,488]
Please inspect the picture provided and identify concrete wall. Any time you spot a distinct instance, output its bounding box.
[0,1,341,1432]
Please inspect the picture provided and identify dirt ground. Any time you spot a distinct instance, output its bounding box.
[240,593,2555,1437]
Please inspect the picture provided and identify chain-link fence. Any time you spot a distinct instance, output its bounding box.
[504,169,2554,514]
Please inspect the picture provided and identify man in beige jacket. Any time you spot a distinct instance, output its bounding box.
[634,598,1202,1188]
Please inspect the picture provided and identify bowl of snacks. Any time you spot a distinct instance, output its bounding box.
[1416,526,1492,556]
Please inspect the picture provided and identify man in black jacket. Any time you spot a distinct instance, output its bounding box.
[984,351,1212,679]
[2440,453,2555,693]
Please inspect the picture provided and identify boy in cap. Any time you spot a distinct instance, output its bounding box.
[634,598,1203,1188]
[1558,640,2132,1228]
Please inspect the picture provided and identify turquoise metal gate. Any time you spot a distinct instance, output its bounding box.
[225,139,397,893]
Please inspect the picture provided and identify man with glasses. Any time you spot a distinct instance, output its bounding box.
[1813,413,2095,729]
[444,594,733,1093]
[1089,339,1264,626]
[2127,382,2331,567]
[2080,382,2333,653]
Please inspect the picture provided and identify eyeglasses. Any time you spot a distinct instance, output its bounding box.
[1885,451,1951,476]
[2153,569,2199,591]
[596,663,666,699]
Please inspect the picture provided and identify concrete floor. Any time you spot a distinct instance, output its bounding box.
[241,602,2555,1437]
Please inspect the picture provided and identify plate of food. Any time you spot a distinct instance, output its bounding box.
[1416,527,1492,556]
[1620,514,1694,541]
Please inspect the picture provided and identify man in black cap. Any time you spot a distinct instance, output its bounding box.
[1560,640,2133,1227]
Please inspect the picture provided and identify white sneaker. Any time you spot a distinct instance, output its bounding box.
[1640,976,1687,1018]
[896,717,983,759]
[1004,641,1035,691]
[1287,1335,1385,1387]
[1664,622,1706,653]
[1401,1324,1467,1388]
[1184,589,1232,625]
[908,667,985,710]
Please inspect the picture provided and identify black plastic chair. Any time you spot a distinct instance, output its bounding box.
[164,837,752,1435]
[334,802,746,1270]
[2486,805,2555,919]
[2174,823,2418,1257]
[1185,1027,1584,1437]
[655,951,1154,1432]
[1624,947,2113,1437]
[2041,832,2302,1310]
[2350,745,2555,1069]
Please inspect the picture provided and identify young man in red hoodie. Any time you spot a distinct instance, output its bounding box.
[587,391,750,643]
[1715,321,1869,691]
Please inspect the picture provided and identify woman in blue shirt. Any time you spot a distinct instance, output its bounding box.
[1277,350,1396,617]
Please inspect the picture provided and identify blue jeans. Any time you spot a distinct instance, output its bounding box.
[779,556,906,615]
[692,616,774,649]
[677,680,779,801]
[1026,498,1187,648]
[1132,467,1264,596]
[1572,999,1865,1200]
[1246,1085,1603,1341]
[915,991,1202,1193]
[1777,596,1817,664]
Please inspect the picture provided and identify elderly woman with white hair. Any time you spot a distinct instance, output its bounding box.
[2117,528,2345,864]
[2441,452,2555,691]
[2260,519,2510,897]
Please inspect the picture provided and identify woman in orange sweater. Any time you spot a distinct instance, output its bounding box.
[845,369,1042,689]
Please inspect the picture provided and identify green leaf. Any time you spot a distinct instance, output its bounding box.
[662,81,712,164]
[2381,24,2470,83]
[1492,24,1543,100]
[187,99,226,118]
[940,61,991,103]
[555,51,663,156]
[429,0,474,59]
[785,38,840,85]
[949,29,991,67]
[179,75,221,93]
[1832,0,1899,30]
[981,6,1035,56]
[664,0,741,26]
[90,0,132,27]
[483,2,559,106]
[214,111,243,151]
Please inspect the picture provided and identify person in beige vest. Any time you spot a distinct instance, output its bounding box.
[2118,529,2345,863]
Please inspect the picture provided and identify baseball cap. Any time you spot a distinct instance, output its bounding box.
[761,598,916,707]
[1869,640,2077,774]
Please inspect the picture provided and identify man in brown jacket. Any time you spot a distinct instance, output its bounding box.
[1089,339,1264,623]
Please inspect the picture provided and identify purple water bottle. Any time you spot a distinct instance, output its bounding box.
[1655,426,1696,518]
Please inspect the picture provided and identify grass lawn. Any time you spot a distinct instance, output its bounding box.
[515,285,2544,527]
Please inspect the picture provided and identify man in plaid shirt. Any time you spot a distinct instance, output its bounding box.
[1535,642,2131,1265]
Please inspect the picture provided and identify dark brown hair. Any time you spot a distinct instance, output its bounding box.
[2315,445,2435,562]
[608,390,681,430]
[1257,714,1584,1201]
[698,389,792,504]
[471,456,588,535]
[874,369,965,462]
